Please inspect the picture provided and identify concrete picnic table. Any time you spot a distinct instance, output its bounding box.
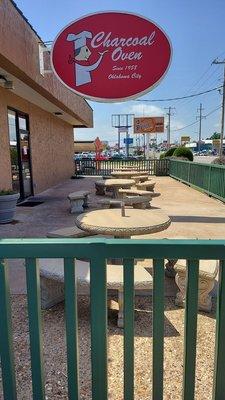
[111,171,149,179]
[76,208,171,238]
[95,178,135,198]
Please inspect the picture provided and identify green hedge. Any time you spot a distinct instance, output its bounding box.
[164,147,178,157]
[173,147,193,161]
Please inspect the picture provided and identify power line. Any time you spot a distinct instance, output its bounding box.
[171,105,221,132]
[134,85,222,103]
[176,73,222,109]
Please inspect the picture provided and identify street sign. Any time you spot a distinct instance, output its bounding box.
[212,139,220,148]
[133,117,164,133]
[124,138,133,144]
[181,136,190,145]
[51,12,172,102]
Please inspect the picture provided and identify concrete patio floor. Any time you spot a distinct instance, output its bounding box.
[0,175,223,399]
[0,175,225,294]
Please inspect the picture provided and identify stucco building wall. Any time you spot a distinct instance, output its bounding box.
[0,86,74,193]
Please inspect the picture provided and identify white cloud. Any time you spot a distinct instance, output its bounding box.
[123,103,164,117]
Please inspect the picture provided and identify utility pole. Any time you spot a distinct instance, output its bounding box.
[212,59,225,157]
[164,107,175,148]
[196,103,206,152]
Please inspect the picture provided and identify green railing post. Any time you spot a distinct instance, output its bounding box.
[207,164,212,194]
[123,259,134,400]
[25,258,45,400]
[152,259,165,400]
[213,260,225,399]
[183,259,199,400]
[90,255,108,400]
[0,259,17,400]
[64,258,80,400]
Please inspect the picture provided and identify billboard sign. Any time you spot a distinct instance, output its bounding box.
[133,117,164,133]
[181,136,190,145]
[51,12,172,102]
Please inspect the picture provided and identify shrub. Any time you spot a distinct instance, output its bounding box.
[173,147,193,161]
[164,147,178,157]
[159,153,165,159]
[211,156,225,165]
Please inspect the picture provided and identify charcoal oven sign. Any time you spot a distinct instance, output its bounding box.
[51,11,172,102]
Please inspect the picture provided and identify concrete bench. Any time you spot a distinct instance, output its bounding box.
[174,259,219,312]
[119,188,160,198]
[95,181,105,195]
[136,181,156,191]
[131,175,150,184]
[47,226,96,238]
[99,195,152,209]
[39,259,152,327]
[68,191,90,213]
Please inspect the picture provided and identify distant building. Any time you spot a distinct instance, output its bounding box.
[74,141,95,153]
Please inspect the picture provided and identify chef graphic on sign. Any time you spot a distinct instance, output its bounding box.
[67,31,108,87]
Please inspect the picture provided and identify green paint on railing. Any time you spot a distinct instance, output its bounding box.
[183,260,199,400]
[213,260,225,399]
[152,259,165,400]
[90,257,108,400]
[123,259,134,400]
[170,159,225,202]
[0,240,225,400]
[0,259,17,400]
[25,258,45,400]
[64,258,79,400]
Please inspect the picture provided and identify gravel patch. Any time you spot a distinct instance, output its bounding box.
[0,294,216,400]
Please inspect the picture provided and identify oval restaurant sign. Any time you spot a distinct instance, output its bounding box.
[51,11,172,102]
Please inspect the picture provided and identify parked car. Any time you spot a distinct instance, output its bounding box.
[109,153,125,160]
[95,154,109,161]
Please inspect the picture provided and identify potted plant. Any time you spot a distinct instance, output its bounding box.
[0,190,20,224]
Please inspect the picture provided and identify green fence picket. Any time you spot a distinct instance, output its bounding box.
[183,259,199,400]
[152,259,165,400]
[90,256,108,400]
[64,258,79,400]
[0,259,17,400]
[123,258,135,400]
[25,258,45,400]
[213,260,225,399]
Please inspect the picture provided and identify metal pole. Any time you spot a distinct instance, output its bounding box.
[146,134,150,160]
[220,65,225,157]
[143,134,146,159]
[198,103,202,152]
[126,130,129,157]
[212,59,225,158]
[168,110,171,148]
[118,128,120,153]
[165,107,175,148]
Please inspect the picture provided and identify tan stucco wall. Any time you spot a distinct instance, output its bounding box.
[0,0,93,127]
[0,86,74,193]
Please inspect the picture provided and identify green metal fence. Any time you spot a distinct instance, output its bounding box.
[1,238,225,399]
[170,159,225,202]
[75,158,169,176]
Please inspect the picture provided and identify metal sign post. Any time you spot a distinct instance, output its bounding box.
[112,114,134,154]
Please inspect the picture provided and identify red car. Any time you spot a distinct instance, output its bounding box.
[95,154,108,161]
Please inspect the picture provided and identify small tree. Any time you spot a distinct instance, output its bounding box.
[210,132,220,140]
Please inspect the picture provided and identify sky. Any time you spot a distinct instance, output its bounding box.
[16,0,225,145]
